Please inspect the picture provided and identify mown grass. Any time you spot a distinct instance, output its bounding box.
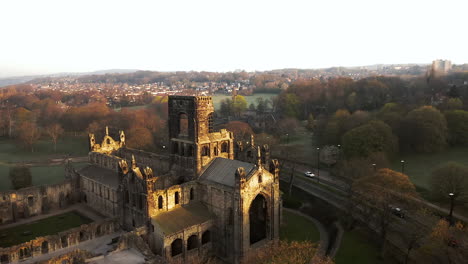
[334,229,385,264]
[280,210,320,242]
[391,147,468,191]
[0,135,88,163]
[0,211,92,248]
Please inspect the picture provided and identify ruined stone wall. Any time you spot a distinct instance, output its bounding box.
[147,182,198,218]
[234,139,270,171]
[197,182,236,261]
[162,221,213,264]
[236,163,281,263]
[118,148,171,174]
[0,181,75,224]
[88,152,121,172]
[0,218,118,264]
[80,177,118,218]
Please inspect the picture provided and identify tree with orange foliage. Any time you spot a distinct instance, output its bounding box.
[45,123,64,152]
[126,126,154,150]
[352,168,418,250]
[418,219,468,264]
[244,240,324,264]
[16,121,41,152]
[221,121,254,142]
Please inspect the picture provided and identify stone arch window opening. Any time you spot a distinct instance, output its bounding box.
[258,174,262,183]
[171,239,183,257]
[175,191,180,205]
[188,145,194,157]
[201,146,209,157]
[228,208,234,225]
[61,236,68,248]
[221,142,228,153]
[202,230,211,244]
[208,113,214,133]
[190,188,194,200]
[187,235,199,250]
[158,196,163,209]
[41,241,49,254]
[247,150,252,158]
[27,196,34,207]
[0,254,8,264]
[173,142,179,155]
[107,138,111,145]
[178,113,189,137]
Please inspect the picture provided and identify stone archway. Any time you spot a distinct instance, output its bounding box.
[249,194,268,244]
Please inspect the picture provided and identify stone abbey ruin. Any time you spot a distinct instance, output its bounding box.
[0,95,281,264]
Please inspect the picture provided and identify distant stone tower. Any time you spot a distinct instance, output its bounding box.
[168,96,235,176]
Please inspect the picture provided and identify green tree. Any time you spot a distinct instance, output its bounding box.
[400,106,447,153]
[342,120,398,158]
[445,110,468,146]
[232,95,247,117]
[430,162,468,207]
[9,166,32,190]
[306,113,315,131]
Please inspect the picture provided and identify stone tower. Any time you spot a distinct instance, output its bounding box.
[168,96,235,176]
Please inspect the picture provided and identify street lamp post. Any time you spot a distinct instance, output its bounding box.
[337,144,341,161]
[449,192,455,226]
[317,147,320,183]
[286,133,289,145]
[401,160,405,174]
[372,163,377,172]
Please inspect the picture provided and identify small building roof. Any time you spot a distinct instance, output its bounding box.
[199,157,256,187]
[152,202,214,235]
[78,165,120,189]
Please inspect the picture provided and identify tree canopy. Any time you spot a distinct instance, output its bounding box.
[342,120,398,158]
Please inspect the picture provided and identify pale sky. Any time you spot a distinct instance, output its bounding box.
[0,0,466,77]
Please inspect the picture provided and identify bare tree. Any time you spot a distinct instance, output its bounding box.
[46,123,64,152]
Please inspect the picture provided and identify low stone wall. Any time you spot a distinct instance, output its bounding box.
[0,181,76,225]
[0,218,118,264]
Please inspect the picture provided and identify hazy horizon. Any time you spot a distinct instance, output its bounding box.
[1,0,467,78]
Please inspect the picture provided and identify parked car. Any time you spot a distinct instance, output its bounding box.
[304,171,315,178]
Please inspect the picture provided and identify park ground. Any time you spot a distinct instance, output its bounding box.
[0,135,89,191]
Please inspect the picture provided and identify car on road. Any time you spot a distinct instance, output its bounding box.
[304,171,315,178]
[390,206,405,218]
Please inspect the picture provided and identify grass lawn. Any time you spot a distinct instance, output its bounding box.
[391,147,468,191]
[212,93,278,110]
[0,162,91,191]
[280,210,320,242]
[0,211,92,248]
[334,229,384,264]
[0,135,88,163]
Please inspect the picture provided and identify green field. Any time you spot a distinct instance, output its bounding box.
[0,136,90,191]
[0,136,88,163]
[391,147,468,191]
[280,210,320,242]
[212,93,278,110]
[334,229,384,264]
[0,211,92,248]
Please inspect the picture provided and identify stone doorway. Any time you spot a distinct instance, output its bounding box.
[249,194,268,244]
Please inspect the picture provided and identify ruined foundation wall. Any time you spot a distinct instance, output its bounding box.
[0,218,118,264]
[0,181,75,224]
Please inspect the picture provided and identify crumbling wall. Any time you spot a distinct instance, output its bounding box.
[118,148,171,174]
[0,181,75,224]
[0,218,118,263]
